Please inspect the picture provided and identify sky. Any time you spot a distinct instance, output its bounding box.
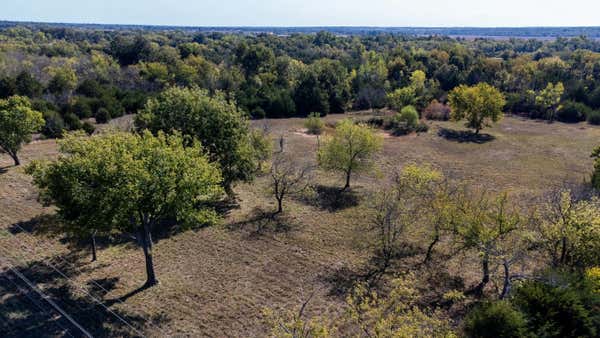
[2,0,600,27]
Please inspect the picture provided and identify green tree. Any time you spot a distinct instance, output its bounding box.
[512,277,599,338]
[536,82,565,122]
[311,59,351,114]
[448,83,506,135]
[46,64,78,98]
[317,119,382,190]
[387,86,416,111]
[28,131,223,287]
[367,165,443,273]
[136,87,264,196]
[387,70,428,111]
[353,51,389,110]
[15,71,42,97]
[464,301,527,338]
[0,96,44,166]
[537,190,600,268]
[454,193,529,298]
[347,274,455,337]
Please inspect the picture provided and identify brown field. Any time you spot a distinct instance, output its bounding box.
[1,115,599,337]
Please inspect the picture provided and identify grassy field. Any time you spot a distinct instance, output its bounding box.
[1,115,599,336]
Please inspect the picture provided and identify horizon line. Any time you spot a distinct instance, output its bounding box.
[2,19,600,30]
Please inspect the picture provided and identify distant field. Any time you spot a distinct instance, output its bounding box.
[2,21,600,38]
[1,115,599,336]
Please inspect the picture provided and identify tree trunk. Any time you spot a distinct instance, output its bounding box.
[276,197,283,214]
[139,223,158,287]
[343,170,352,191]
[10,152,19,166]
[559,236,567,265]
[474,251,490,297]
[90,231,97,262]
[423,233,439,265]
[500,261,511,299]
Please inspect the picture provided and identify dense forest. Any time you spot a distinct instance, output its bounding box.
[1,22,600,337]
[2,24,600,137]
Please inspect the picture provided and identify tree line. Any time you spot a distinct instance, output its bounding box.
[2,26,600,140]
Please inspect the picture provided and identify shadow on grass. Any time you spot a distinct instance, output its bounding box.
[0,255,167,337]
[320,266,366,297]
[8,216,137,264]
[302,185,361,212]
[320,243,424,298]
[228,207,295,236]
[438,128,495,144]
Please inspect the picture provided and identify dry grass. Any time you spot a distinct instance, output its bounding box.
[1,115,599,336]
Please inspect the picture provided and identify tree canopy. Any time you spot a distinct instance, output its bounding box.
[136,86,266,195]
[448,83,506,134]
[28,131,223,286]
[318,119,383,190]
[0,95,44,166]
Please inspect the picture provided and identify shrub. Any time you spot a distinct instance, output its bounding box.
[41,111,65,138]
[396,105,419,128]
[423,100,451,120]
[390,105,419,135]
[557,101,590,123]
[63,112,82,130]
[71,98,93,119]
[95,107,110,124]
[304,112,324,135]
[76,79,103,98]
[587,110,600,125]
[119,90,148,115]
[464,301,527,338]
[512,279,598,337]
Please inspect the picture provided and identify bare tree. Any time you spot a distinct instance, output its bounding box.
[270,154,313,214]
[368,165,442,274]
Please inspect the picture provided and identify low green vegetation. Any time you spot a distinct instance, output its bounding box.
[304,112,325,135]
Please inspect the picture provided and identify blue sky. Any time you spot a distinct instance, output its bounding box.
[2,0,599,27]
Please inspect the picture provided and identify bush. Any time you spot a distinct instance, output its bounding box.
[464,301,527,338]
[70,98,93,119]
[390,105,420,135]
[41,111,65,138]
[63,113,82,130]
[587,110,600,125]
[512,279,598,338]
[95,107,110,124]
[423,100,451,120]
[557,101,591,123]
[119,90,148,115]
[304,112,324,135]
